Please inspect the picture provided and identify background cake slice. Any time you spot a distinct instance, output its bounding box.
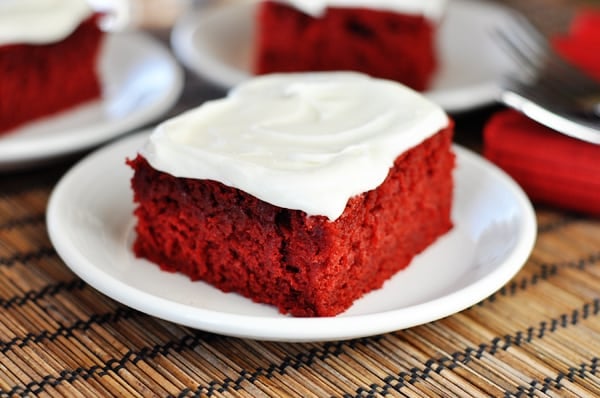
[129,72,455,317]
[0,0,104,134]
[254,0,446,91]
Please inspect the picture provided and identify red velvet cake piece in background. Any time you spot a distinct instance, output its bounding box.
[253,0,446,91]
[0,0,104,135]
[129,72,455,317]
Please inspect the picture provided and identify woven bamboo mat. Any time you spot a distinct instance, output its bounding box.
[0,174,599,397]
[1,1,599,396]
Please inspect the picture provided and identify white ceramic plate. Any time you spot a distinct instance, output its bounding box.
[171,0,515,113]
[47,131,536,342]
[0,32,183,171]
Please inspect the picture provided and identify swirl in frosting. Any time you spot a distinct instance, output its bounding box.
[273,0,447,19]
[0,0,92,46]
[141,72,448,220]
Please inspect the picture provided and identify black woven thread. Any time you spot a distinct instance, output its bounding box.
[3,295,599,398]
[537,215,582,234]
[506,357,600,397]
[0,279,86,309]
[481,252,600,306]
[174,338,377,398]
[169,299,600,398]
[0,332,378,398]
[345,299,600,397]
[3,253,599,397]
[0,247,56,267]
[0,214,45,231]
[0,247,597,396]
[0,308,135,354]
[0,328,217,397]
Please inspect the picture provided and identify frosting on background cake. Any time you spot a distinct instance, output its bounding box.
[0,0,92,45]
[141,72,448,220]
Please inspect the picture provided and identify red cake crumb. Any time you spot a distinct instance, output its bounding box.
[0,16,104,135]
[253,1,438,91]
[128,125,454,317]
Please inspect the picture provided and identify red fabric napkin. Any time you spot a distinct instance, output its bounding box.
[553,9,600,80]
[483,9,600,217]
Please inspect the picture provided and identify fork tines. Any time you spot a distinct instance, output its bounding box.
[494,12,600,118]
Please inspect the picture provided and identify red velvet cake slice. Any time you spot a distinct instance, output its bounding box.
[254,0,446,91]
[129,72,454,317]
[0,0,104,135]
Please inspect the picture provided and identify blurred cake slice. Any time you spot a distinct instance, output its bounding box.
[0,0,104,134]
[254,0,446,91]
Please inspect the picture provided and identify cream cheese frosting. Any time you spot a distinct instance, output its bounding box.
[141,72,448,221]
[0,0,93,46]
[273,0,447,20]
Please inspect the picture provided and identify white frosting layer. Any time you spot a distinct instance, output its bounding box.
[0,0,92,45]
[141,72,448,221]
[274,0,447,20]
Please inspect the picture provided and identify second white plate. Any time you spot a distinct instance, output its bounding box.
[0,31,183,171]
[47,131,537,342]
[171,0,515,113]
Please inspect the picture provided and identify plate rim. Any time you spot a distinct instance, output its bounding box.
[171,0,510,113]
[0,31,184,170]
[47,131,537,342]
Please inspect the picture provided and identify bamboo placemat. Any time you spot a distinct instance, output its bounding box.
[2,1,599,396]
[1,181,599,397]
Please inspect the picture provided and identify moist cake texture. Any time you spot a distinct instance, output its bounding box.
[129,72,455,317]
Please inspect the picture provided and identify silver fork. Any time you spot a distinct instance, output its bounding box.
[494,13,600,145]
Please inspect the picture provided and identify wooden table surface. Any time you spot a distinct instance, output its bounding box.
[1,1,599,397]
